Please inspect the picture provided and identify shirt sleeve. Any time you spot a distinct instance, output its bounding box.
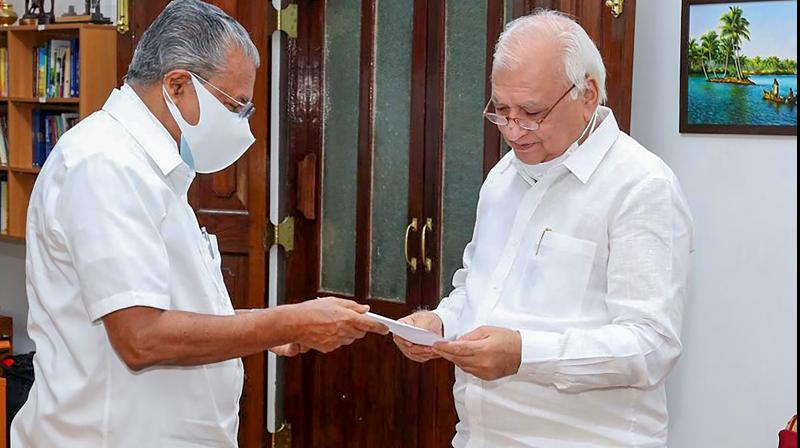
[517,177,694,392]
[56,153,172,321]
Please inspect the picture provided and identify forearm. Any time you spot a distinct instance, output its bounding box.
[518,323,682,392]
[107,305,302,370]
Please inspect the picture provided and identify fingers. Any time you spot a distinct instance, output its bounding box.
[398,315,417,325]
[350,314,389,334]
[459,326,491,342]
[432,340,477,357]
[392,335,440,362]
[399,311,442,335]
[324,297,370,313]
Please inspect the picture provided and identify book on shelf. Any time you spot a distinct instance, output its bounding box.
[33,39,80,98]
[0,172,8,235]
[32,110,80,167]
[0,47,8,97]
[0,112,8,166]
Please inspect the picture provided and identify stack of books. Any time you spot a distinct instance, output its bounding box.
[33,39,80,98]
[32,111,79,167]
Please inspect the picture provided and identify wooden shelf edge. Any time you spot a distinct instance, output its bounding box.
[3,23,116,32]
[0,234,24,243]
[7,166,41,174]
[9,97,81,104]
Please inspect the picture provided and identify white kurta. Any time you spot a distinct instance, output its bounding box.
[11,84,244,447]
[434,107,694,448]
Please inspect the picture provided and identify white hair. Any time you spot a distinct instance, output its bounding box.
[493,9,607,103]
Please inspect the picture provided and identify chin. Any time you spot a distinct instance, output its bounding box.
[512,147,546,165]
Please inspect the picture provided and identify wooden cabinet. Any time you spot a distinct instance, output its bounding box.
[0,24,117,241]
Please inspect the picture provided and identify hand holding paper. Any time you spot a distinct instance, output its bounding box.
[386,311,445,363]
[367,312,444,346]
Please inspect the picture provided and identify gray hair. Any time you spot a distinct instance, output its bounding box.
[493,10,607,103]
[126,0,260,85]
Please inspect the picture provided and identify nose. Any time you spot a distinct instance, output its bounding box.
[501,119,528,142]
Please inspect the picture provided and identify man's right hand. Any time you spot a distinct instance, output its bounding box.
[393,311,443,363]
[292,297,388,353]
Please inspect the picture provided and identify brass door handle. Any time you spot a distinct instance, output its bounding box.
[404,218,419,272]
[117,0,130,34]
[421,218,433,273]
[605,0,624,18]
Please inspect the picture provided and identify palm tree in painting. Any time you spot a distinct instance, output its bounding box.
[688,38,704,76]
[719,6,751,80]
[719,36,735,78]
[700,30,721,79]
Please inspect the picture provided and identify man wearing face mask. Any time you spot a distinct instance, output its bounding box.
[11,1,387,447]
[394,10,694,448]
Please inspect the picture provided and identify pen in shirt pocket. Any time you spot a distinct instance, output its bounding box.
[535,227,553,256]
[201,227,214,258]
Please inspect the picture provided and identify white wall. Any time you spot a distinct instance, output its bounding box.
[631,2,797,447]
[0,242,34,353]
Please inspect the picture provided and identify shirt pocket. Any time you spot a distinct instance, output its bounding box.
[207,234,235,314]
[523,230,597,317]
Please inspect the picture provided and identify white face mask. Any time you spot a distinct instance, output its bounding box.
[162,72,255,174]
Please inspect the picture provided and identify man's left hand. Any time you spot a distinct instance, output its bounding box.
[432,326,522,381]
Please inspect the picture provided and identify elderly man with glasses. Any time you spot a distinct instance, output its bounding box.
[394,10,694,448]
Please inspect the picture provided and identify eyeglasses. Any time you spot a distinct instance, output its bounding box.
[191,72,256,120]
[483,84,576,131]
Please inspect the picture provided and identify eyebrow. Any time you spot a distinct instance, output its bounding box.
[519,100,544,110]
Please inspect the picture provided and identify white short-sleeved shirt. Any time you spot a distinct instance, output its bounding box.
[11,84,244,448]
[434,107,694,447]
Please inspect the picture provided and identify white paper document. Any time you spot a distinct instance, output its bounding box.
[366,312,445,346]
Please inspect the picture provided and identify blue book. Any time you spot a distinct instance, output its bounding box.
[71,39,79,97]
[32,109,41,166]
[44,115,52,161]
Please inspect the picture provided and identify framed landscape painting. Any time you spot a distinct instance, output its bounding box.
[680,0,797,135]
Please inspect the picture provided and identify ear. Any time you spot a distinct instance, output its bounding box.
[163,70,193,99]
[582,77,600,118]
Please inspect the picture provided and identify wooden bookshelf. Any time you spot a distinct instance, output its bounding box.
[0,24,117,241]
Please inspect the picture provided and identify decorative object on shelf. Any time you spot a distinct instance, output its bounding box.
[20,0,55,26]
[55,1,110,24]
[88,0,111,24]
[0,0,18,27]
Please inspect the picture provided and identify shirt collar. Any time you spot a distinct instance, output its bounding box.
[562,106,620,184]
[102,83,183,177]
